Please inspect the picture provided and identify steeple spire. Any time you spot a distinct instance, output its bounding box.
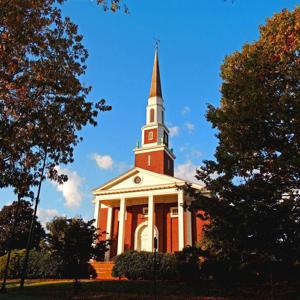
[134,48,175,176]
[149,48,162,98]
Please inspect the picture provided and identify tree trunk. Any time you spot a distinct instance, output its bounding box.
[19,152,47,289]
[0,195,22,293]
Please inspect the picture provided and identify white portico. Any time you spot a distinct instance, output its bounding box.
[92,167,204,259]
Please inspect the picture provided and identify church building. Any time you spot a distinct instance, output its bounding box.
[92,49,206,260]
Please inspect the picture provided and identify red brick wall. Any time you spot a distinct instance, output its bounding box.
[155,203,165,252]
[170,216,179,252]
[109,207,119,259]
[109,203,183,257]
[155,203,177,252]
[144,128,157,144]
[163,152,174,176]
[135,150,174,176]
[103,205,208,259]
[184,210,187,246]
[127,205,149,249]
[98,208,108,241]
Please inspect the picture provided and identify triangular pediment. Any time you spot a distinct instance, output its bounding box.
[93,167,197,195]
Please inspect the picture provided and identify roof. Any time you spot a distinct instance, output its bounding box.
[92,167,205,195]
[149,49,163,98]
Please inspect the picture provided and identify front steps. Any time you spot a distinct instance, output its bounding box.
[90,261,115,280]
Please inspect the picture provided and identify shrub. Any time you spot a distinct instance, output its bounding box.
[175,246,202,282]
[0,249,25,279]
[112,250,178,280]
[0,249,60,279]
[26,250,61,278]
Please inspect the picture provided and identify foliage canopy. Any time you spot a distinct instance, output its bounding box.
[0,0,111,197]
[0,200,45,256]
[187,8,300,266]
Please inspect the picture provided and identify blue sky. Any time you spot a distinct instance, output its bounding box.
[1,0,299,225]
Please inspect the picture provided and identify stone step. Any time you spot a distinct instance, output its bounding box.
[89,261,115,280]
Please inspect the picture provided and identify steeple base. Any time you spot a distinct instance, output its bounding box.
[134,148,174,176]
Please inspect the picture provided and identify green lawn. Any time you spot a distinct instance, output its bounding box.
[0,279,299,300]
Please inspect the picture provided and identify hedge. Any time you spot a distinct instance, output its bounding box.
[112,250,178,280]
[0,249,60,279]
[0,249,97,279]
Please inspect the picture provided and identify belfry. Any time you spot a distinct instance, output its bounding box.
[134,49,175,176]
[92,49,206,260]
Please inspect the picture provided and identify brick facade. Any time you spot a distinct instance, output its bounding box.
[98,204,205,259]
[144,128,158,144]
[135,150,174,176]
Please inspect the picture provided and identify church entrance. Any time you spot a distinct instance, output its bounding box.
[134,221,158,251]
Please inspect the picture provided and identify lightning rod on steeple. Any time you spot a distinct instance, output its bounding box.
[154,38,160,50]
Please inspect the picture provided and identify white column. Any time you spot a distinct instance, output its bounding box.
[178,192,184,250]
[148,195,154,252]
[105,206,113,261]
[186,204,192,246]
[93,198,100,229]
[117,198,126,255]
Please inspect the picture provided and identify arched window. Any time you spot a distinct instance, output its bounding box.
[161,110,164,123]
[150,109,155,123]
[148,131,153,141]
[164,132,168,146]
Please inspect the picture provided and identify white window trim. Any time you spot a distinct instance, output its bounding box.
[142,207,148,216]
[170,207,178,218]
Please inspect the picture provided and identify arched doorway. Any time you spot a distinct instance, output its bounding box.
[134,221,158,251]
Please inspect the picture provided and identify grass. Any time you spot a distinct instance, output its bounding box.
[0,279,299,300]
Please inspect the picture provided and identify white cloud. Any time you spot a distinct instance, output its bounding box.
[53,167,84,209]
[169,126,180,137]
[179,145,187,152]
[37,207,62,227]
[116,162,131,173]
[91,152,130,173]
[175,161,202,184]
[181,106,191,115]
[184,122,195,133]
[92,153,114,170]
[191,149,202,158]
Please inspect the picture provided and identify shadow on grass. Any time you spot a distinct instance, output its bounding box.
[0,279,299,300]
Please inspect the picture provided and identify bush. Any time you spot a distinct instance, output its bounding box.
[0,249,25,279]
[0,249,60,279]
[112,250,178,280]
[175,246,202,282]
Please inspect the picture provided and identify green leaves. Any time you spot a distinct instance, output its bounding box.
[0,0,111,196]
[188,7,300,268]
[0,200,45,255]
[97,0,129,13]
[46,217,109,277]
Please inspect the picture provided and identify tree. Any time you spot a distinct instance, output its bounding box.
[0,0,113,289]
[46,217,110,282]
[0,200,45,256]
[186,7,300,275]
[0,249,60,279]
[0,0,113,192]
[97,0,129,13]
